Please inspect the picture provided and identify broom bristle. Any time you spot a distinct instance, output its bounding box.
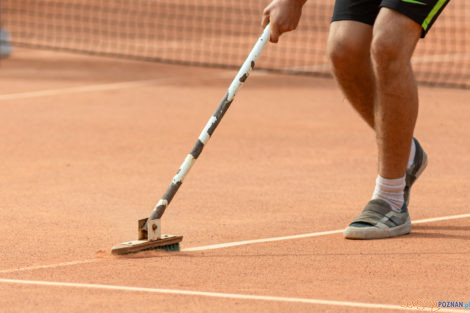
[155,243,180,252]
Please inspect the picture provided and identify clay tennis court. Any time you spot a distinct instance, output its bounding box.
[0,42,469,312]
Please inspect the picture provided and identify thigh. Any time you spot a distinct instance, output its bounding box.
[332,0,382,25]
[380,0,451,37]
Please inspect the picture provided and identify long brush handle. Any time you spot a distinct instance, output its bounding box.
[147,24,271,222]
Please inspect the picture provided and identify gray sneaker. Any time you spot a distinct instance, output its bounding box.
[343,199,411,239]
[344,138,427,240]
[404,138,428,207]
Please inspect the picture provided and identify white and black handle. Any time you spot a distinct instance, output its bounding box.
[147,24,271,222]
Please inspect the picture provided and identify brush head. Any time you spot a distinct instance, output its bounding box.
[111,234,183,255]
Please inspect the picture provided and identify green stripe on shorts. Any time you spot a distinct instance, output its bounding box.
[422,0,449,31]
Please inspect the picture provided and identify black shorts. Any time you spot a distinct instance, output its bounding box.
[331,0,450,37]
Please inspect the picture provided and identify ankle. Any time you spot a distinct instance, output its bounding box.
[372,175,406,212]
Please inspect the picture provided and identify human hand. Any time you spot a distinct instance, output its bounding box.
[261,0,306,43]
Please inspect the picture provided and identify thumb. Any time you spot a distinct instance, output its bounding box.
[261,13,270,28]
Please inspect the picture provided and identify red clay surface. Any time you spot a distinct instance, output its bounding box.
[0,48,469,312]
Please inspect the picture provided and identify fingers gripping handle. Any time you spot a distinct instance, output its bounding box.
[148,24,271,222]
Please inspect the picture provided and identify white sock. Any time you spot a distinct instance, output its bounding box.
[372,175,406,212]
[407,139,416,170]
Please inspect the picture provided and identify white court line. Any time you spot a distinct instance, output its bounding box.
[412,213,470,225]
[182,229,343,252]
[0,212,468,274]
[0,78,175,101]
[0,259,98,274]
[183,213,470,252]
[0,278,464,312]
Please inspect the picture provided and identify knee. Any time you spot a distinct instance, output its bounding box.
[371,33,409,75]
[327,34,369,72]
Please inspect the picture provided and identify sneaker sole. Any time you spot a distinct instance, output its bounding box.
[343,220,412,239]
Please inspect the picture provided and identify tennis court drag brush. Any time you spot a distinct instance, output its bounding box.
[111,24,271,255]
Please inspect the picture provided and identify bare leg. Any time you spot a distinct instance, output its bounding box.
[327,21,375,128]
[337,9,427,239]
[371,8,421,179]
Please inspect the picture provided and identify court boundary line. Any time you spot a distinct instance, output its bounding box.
[183,212,470,252]
[0,212,468,275]
[0,78,177,101]
[0,278,463,312]
[0,259,99,274]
